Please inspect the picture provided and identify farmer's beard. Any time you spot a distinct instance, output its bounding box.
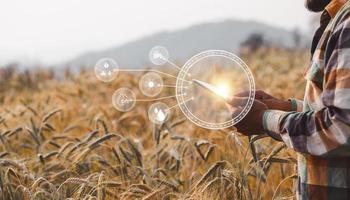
[305,0,332,12]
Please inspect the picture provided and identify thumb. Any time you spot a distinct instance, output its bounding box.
[228,96,247,107]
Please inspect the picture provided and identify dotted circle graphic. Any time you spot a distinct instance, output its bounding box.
[149,46,169,66]
[148,102,170,124]
[175,50,255,130]
[112,87,136,112]
[139,72,164,97]
[94,58,119,82]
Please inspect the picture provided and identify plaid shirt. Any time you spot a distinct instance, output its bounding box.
[263,0,350,199]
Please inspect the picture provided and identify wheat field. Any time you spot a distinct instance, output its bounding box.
[0,48,308,200]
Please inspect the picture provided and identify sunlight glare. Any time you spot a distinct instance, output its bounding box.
[214,83,230,100]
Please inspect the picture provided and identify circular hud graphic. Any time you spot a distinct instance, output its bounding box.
[175,50,255,130]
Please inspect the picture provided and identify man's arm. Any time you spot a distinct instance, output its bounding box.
[263,18,350,157]
[289,98,303,112]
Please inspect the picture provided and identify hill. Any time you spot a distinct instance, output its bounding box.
[66,19,307,68]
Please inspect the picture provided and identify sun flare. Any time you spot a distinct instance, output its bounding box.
[214,83,230,100]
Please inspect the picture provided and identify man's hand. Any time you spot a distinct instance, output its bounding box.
[228,97,268,136]
[235,90,292,111]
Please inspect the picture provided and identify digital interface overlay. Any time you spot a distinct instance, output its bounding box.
[94,47,255,130]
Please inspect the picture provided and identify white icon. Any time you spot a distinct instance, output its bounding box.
[95,58,119,82]
[112,88,136,112]
[149,46,169,65]
[148,81,155,88]
[139,72,163,97]
[154,107,166,122]
[104,62,109,69]
[153,51,164,60]
[148,102,170,124]
[119,94,129,105]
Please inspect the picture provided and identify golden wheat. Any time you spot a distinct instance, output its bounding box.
[0,48,307,199]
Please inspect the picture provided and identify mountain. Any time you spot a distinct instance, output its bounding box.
[65,19,307,69]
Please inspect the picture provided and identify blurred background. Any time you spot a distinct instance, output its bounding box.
[0,1,314,199]
[0,0,317,69]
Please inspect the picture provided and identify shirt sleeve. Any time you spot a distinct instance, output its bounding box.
[289,98,303,112]
[263,18,350,157]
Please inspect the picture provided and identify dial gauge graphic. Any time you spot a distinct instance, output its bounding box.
[176,50,255,130]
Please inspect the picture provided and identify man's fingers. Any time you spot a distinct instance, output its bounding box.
[233,90,273,100]
[259,99,275,108]
[233,91,251,97]
[229,97,267,110]
[228,96,247,106]
[255,90,274,99]
[230,106,243,117]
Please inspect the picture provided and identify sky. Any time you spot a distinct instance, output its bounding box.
[0,0,315,66]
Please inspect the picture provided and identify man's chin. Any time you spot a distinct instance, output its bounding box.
[305,0,331,12]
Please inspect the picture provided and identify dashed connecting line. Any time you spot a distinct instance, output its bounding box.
[130,93,187,102]
[95,46,255,130]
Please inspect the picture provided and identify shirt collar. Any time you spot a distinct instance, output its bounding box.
[325,0,347,18]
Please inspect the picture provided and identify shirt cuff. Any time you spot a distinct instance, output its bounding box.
[288,98,303,112]
[263,110,294,148]
[262,110,287,134]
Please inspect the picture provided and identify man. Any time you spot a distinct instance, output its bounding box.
[232,0,350,199]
